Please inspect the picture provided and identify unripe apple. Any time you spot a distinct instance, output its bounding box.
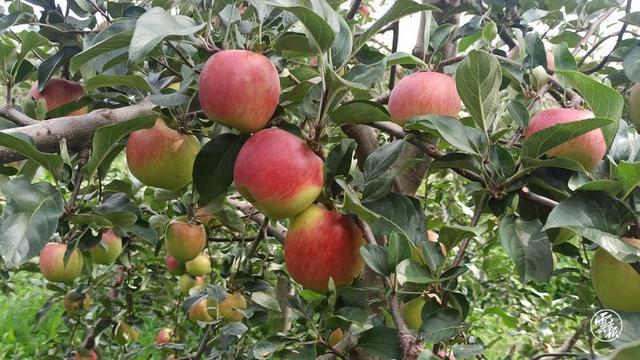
[234,128,324,219]
[70,349,98,360]
[359,5,371,17]
[216,292,247,322]
[126,118,200,190]
[525,108,605,171]
[199,50,280,133]
[28,78,87,115]
[402,293,441,331]
[89,229,122,265]
[628,83,640,126]
[165,255,186,276]
[388,71,461,126]
[185,254,211,276]
[188,297,214,322]
[156,327,173,345]
[284,205,364,293]
[64,290,91,317]
[327,328,344,347]
[165,217,206,262]
[39,242,84,283]
[591,248,640,312]
[114,321,140,344]
[179,274,206,295]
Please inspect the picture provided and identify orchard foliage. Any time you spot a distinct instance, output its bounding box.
[0,0,640,359]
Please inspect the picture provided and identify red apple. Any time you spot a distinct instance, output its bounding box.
[188,297,214,322]
[284,205,364,293]
[234,128,324,219]
[524,108,605,171]
[179,274,206,295]
[165,217,206,262]
[165,255,186,276]
[388,71,461,126]
[64,290,91,317]
[591,248,640,312]
[28,78,87,116]
[628,82,640,126]
[216,292,247,323]
[70,349,98,360]
[185,254,211,276]
[198,50,280,133]
[89,228,122,265]
[156,327,173,345]
[39,242,84,283]
[359,4,371,17]
[126,118,200,190]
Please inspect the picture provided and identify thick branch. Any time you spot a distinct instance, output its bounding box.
[0,107,38,126]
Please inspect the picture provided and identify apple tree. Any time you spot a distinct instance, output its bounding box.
[0,0,640,359]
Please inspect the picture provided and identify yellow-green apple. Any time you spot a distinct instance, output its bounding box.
[165,255,186,276]
[234,128,324,219]
[89,229,122,265]
[114,321,140,344]
[216,292,247,322]
[70,349,98,360]
[165,217,206,262]
[179,274,206,295]
[28,78,87,116]
[591,248,640,312]
[185,254,211,276]
[412,230,446,264]
[64,290,91,317]
[284,205,364,293]
[39,243,84,283]
[188,297,214,322]
[155,328,173,345]
[327,328,344,347]
[388,71,461,126]
[402,293,441,331]
[126,118,200,190]
[198,50,280,133]
[628,83,640,125]
[525,108,605,171]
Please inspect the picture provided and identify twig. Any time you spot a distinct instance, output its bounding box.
[498,24,517,49]
[345,0,363,20]
[241,217,269,270]
[389,21,400,90]
[167,41,195,69]
[572,8,616,55]
[193,323,215,360]
[519,187,559,207]
[582,0,633,74]
[150,57,183,78]
[227,199,287,242]
[65,149,91,214]
[531,353,585,360]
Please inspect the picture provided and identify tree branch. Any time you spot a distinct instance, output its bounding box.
[227,198,287,242]
[0,107,38,126]
[582,0,632,74]
[345,0,363,20]
[572,8,617,56]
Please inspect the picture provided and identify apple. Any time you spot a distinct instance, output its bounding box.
[155,327,173,345]
[524,108,605,171]
[185,254,211,276]
[284,205,364,293]
[359,5,371,18]
[628,82,640,125]
[388,71,461,126]
[591,248,640,312]
[188,297,214,322]
[28,78,87,116]
[89,228,122,265]
[114,321,140,344]
[234,128,324,219]
[216,292,247,323]
[198,50,280,133]
[165,255,186,276]
[402,293,441,331]
[179,274,206,295]
[327,328,344,347]
[64,290,91,317]
[70,349,98,360]
[165,217,206,262]
[39,242,84,283]
[126,118,200,190]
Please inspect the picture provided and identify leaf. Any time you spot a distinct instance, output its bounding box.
[330,100,391,125]
[325,139,356,184]
[523,32,547,69]
[624,45,640,82]
[84,116,156,177]
[265,0,336,51]
[129,7,206,63]
[608,341,640,360]
[330,15,352,68]
[622,11,640,26]
[405,115,478,154]
[220,322,248,337]
[0,132,66,180]
[363,193,426,246]
[0,13,34,36]
[360,244,390,276]
[617,161,640,199]
[455,50,502,132]
[0,176,64,267]
[193,134,249,205]
[433,24,455,51]
[520,117,613,160]
[498,216,554,284]
[352,0,438,56]
[388,232,412,269]
[385,52,427,68]
[363,140,404,181]
[70,28,134,73]
[555,70,624,145]
[86,75,153,93]
[38,47,81,91]
[552,43,577,71]
[543,192,640,262]
[483,306,518,328]
[420,307,463,343]
[396,259,467,285]
[358,326,400,359]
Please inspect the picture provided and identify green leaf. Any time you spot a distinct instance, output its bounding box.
[498,216,554,284]
[330,15,352,68]
[325,139,356,185]
[0,132,66,180]
[129,7,206,63]
[520,117,612,160]
[405,115,479,154]
[360,244,390,276]
[624,45,640,82]
[481,21,497,43]
[396,259,467,284]
[358,326,400,359]
[0,12,33,36]
[330,100,391,125]
[202,196,246,233]
[84,116,156,178]
[432,24,455,51]
[193,134,249,205]
[608,340,640,360]
[555,70,624,145]
[524,32,547,69]
[38,47,81,91]
[363,140,404,180]
[520,157,587,174]
[455,50,502,132]
[0,176,64,267]
[617,161,640,199]
[388,232,412,269]
[483,306,518,328]
[265,0,336,52]
[420,307,463,343]
[622,11,640,26]
[70,28,134,73]
[86,75,153,93]
[363,193,426,246]
[552,43,577,71]
[385,52,427,68]
[543,192,640,262]
[352,0,438,56]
